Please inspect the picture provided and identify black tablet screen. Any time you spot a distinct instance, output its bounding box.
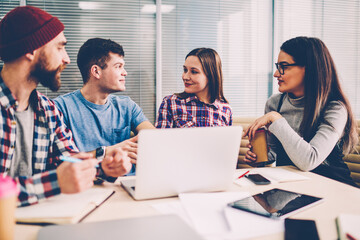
[228,188,323,219]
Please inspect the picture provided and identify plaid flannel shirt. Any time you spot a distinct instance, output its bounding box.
[0,77,78,207]
[155,94,232,128]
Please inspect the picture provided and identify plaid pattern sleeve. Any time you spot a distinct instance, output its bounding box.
[155,95,174,128]
[39,95,79,159]
[15,93,79,206]
[17,170,60,206]
[155,94,233,128]
[0,79,79,206]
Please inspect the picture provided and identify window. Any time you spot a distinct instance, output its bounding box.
[0,0,21,73]
[1,0,360,120]
[161,0,272,117]
[274,0,360,118]
[29,0,156,122]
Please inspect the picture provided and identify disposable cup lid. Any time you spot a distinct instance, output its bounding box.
[0,174,19,198]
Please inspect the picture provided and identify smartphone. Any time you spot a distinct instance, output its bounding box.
[284,218,319,240]
[245,174,270,185]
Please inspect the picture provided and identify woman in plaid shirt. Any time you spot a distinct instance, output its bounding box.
[155,48,232,128]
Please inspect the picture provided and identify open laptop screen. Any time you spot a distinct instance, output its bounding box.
[122,126,243,200]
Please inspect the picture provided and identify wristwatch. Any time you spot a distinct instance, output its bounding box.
[94,146,117,184]
[95,146,106,160]
[95,162,117,184]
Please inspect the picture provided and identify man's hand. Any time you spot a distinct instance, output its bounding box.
[57,152,97,193]
[101,148,132,177]
[109,135,138,164]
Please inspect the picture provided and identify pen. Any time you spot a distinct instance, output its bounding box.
[60,156,100,168]
[238,170,250,179]
[346,233,357,240]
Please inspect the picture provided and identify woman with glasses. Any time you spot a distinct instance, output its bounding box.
[155,48,232,128]
[243,36,358,186]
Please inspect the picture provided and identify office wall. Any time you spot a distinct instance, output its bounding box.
[1,0,359,121]
[274,0,360,119]
[162,0,272,117]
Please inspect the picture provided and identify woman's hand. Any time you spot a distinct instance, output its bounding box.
[243,143,257,164]
[244,111,282,141]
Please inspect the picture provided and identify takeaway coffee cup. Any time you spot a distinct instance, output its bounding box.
[249,128,274,167]
[0,174,19,240]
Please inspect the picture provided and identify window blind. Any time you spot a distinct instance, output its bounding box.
[1,0,360,119]
[0,1,19,18]
[161,0,273,117]
[274,0,360,118]
[27,0,157,122]
[0,0,21,72]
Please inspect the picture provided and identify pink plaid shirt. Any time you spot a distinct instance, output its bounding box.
[155,94,232,128]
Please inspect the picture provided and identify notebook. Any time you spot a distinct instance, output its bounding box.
[121,126,243,200]
[37,214,204,240]
[336,214,360,240]
[16,187,114,224]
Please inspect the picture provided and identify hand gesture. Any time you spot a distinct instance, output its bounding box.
[57,152,97,193]
[101,148,132,177]
[115,135,138,164]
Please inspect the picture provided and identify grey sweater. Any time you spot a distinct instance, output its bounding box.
[265,93,347,171]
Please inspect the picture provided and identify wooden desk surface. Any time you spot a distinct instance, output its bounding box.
[15,166,360,240]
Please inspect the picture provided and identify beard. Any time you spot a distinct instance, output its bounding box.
[30,52,66,92]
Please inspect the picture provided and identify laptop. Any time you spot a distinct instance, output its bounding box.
[37,214,203,240]
[121,126,243,200]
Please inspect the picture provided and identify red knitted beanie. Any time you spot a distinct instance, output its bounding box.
[0,6,64,62]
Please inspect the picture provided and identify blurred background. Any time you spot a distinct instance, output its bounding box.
[1,0,359,123]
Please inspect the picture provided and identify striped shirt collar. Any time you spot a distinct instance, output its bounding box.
[0,76,17,110]
[0,76,40,112]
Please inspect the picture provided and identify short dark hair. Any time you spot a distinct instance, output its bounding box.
[77,38,124,84]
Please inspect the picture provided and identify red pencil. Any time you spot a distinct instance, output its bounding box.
[238,170,250,179]
[346,233,357,240]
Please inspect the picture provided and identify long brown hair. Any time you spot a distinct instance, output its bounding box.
[177,47,228,103]
[281,36,358,154]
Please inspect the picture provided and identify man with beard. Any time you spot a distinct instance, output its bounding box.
[0,6,132,207]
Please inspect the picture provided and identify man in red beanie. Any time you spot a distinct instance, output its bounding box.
[0,6,132,207]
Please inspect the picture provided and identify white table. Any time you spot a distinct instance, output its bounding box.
[15,166,360,240]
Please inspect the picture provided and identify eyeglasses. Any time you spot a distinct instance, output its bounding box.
[275,62,300,75]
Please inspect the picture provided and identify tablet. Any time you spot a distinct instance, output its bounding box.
[228,188,323,219]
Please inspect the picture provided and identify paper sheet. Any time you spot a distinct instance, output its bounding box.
[224,207,284,239]
[337,213,360,240]
[234,168,309,187]
[179,192,250,235]
[152,192,285,240]
[151,200,193,226]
